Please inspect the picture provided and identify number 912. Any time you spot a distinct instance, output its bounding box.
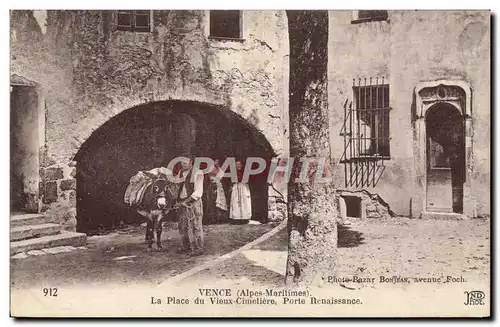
[43,288,58,297]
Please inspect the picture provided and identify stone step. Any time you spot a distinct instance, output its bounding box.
[11,213,49,227]
[420,212,466,220]
[11,223,62,242]
[11,232,87,255]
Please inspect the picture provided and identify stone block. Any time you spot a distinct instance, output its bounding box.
[44,246,73,254]
[267,197,277,211]
[41,204,51,212]
[60,179,76,191]
[44,181,58,203]
[11,232,87,255]
[47,156,57,167]
[45,167,64,181]
[69,191,76,207]
[12,252,28,259]
[27,249,46,256]
[268,210,285,222]
[276,202,287,213]
[62,209,77,226]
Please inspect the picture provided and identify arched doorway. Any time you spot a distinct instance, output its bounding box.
[74,100,275,234]
[425,103,465,213]
[414,80,474,218]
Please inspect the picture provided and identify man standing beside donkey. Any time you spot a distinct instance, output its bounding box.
[173,155,205,256]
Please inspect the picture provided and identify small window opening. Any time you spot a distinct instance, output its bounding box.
[117,10,151,32]
[343,196,362,218]
[209,10,241,39]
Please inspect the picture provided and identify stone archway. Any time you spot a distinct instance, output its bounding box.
[414,80,474,218]
[73,100,277,233]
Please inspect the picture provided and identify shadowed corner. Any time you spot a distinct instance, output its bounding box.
[337,222,365,248]
[251,218,366,249]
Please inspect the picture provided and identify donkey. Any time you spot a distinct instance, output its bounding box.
[136,171,180,252]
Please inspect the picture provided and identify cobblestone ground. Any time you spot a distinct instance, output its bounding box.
[11,217,490,291]
[181,217,490,288]
[10,222,277,290]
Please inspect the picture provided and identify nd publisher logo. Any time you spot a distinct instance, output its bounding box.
[464,291,485,306]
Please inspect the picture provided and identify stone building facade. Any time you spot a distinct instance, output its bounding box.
[328,10,490,219]
[10,10,490,233]
[10,10,290,232]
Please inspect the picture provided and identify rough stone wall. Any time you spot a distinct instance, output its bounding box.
[328,10,490,217]
[17,10,288,162]
[41,162,77,227]
[10,10,289,230]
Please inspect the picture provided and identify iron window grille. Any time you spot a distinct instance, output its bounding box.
[117,10,151,32]
[340,77,391,187]
[353,78,390,158]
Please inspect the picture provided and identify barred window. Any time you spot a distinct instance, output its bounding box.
[117,10,151,32]
[353,79,390,157]
[209,10,241,39]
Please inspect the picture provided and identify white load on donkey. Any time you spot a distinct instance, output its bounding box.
[124,167,180,251]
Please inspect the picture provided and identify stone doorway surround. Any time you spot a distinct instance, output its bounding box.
[10,74,45,214]
[414,80,475,219]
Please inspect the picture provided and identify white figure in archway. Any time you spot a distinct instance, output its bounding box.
[229,160,252,224]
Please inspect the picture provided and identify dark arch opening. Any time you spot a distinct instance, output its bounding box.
[342,195,361,218]
[425,102,465,213]
[74,100,275,234]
